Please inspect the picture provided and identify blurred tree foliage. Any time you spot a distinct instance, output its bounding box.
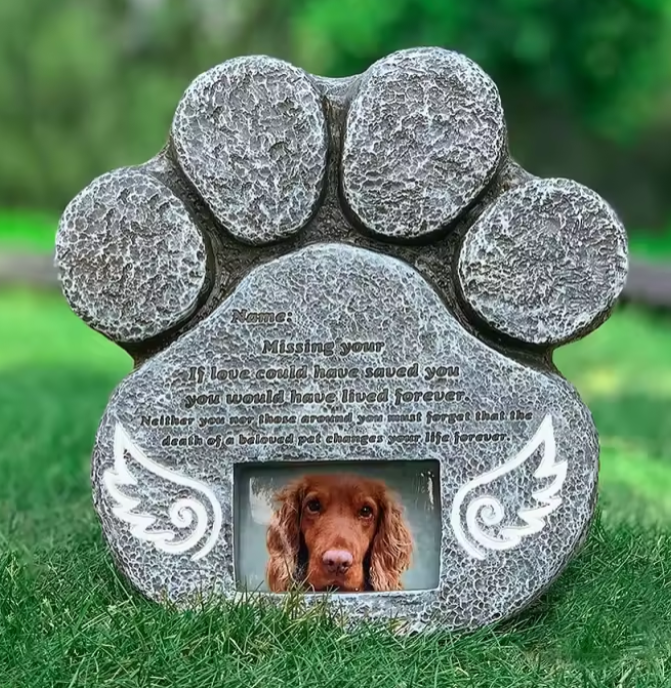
[293,0,671,138]
[0,0,290,210]
[1,0,671,215]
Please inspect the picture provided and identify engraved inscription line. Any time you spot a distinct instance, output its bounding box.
[144,322,537,451]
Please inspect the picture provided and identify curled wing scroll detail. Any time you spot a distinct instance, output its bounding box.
[451,414,566,560]
[102,422,222,561]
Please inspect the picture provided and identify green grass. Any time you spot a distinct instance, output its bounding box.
[1,292,671,686]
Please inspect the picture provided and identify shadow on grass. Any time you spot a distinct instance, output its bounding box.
[500,514,671,663]
[0,365,122,547]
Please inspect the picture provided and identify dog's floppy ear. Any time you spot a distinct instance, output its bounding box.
[265,479,305,592]
[368,489,413,591]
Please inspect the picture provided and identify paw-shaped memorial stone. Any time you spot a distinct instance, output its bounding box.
[55,48,628,633]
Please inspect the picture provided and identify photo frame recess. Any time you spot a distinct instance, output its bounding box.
[56,47,628,633]
[233,461,442,595]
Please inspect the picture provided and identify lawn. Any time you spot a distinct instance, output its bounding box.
[1,291,671,686]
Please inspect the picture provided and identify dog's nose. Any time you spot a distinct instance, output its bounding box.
[322,549,353,574]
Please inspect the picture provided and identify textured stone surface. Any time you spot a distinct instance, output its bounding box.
[342,48,505,239]
[54,47,630,633]
[92,244,597,632]
[458,178,629,345]
[55,168,209,343]
[172,56,328,246]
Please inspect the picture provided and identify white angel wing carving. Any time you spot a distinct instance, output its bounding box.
[450,414,566,560]
[102,422,222,561]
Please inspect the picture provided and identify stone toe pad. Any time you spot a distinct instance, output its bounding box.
[342,49,506,239]
[458,178,628,345]
[56,168,209,343]
[171,56,328,246]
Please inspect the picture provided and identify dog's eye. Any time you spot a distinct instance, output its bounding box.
[360,506,374,518]
[306,499,321,513]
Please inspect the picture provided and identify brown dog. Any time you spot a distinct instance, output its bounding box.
[265,473,413,592]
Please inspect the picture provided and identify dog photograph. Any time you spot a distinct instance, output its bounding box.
[234,461,441,593]
[266,472,413,593]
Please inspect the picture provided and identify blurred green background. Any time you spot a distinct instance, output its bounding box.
[4,0,671,230]
[2,1,671,686]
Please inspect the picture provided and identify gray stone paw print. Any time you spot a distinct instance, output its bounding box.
[55,47,631,631]
[56,46,628,360]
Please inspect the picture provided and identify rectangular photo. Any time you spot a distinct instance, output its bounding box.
[234,461,441,593]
